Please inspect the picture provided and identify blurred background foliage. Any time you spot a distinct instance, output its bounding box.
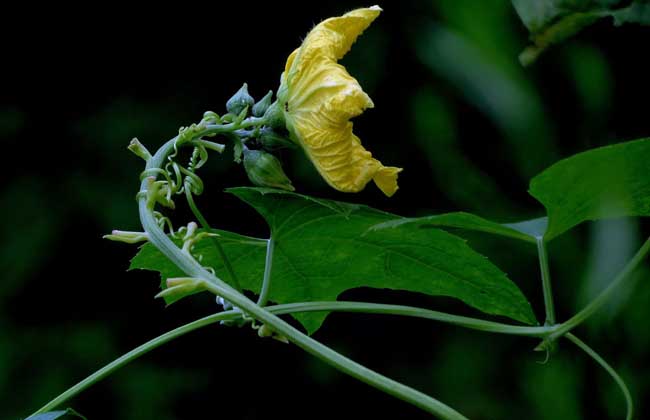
[1,1,649,419]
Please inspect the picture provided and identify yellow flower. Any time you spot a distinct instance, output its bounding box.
[277,5,402,197]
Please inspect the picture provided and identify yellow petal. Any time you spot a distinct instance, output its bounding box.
[285,6,383,84]
[279,6,402,197]
[373,166,402,197]
[288,111,401,195]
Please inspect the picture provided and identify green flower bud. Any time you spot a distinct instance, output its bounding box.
[258,127,295,150]
[243,149,295,191]
[103,230,149,244]
[257,324,289,343]
[262,101,286,130]
[155,277,206,301]
[226,83,255,115]
[128,138,151,161]
[202,110,221,124]
[252,90,274,117]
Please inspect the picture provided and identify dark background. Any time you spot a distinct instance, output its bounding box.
[2,1,650,419]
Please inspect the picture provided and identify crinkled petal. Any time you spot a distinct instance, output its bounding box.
[286,6,382,85]
[281,5,380,114]
[373,166,402,197]
[279,6,402,196]
[288,112,402,196]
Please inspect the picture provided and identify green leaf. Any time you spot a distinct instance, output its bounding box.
[26,413,69,420]
[529,138,650,240]
[370,212,543,244]
[511,0,621,33]
[26,409,86,420]
[511,0,574,33]
[130,230,266,305]
[504,217,549,240]
[511,0,648,65]
[612,0,650,25]
[132,188,536,333]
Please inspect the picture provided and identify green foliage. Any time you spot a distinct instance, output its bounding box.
[530,138,650,240]
[612,0,650,24]
[132,187,536,333]
[512,0,650,64]
[26,413,69,420]
[511,0,619,33]
[374,138,650,245]
[371,212,541,243]
[26,409,86,420]
[14,3,650,418]
[414,21,556,180]
[131,229,266,305]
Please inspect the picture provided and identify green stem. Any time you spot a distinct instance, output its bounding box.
[30,311,235,416]
[185,186,243,292]
[273,301,555,337]
[541,236,650,347]
[536,238,556,325]
[29,300,556,416]
[257,236,275,306]
[140,137,469,419]
[564,333,632,420]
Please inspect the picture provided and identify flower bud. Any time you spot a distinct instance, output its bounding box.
[202,110,221,124]
[226,83,255,115]
[216,296,234,310]
[127,138,151,161]
[243,149,295,191]
[257,324,289,343]
[155,277,206,301]
[103,230,149,244]
[252,90,274,117]
[262,101,286,130]
[258,127,295,150]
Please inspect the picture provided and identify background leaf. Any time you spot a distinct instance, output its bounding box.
[612,0,650,24]
[511,0,622,33]
[529,138,650,240]
[511,0,648,64]
[132,188,536,333]
[372,138,650,243]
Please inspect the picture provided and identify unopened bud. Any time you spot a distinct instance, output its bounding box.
[243,149,294,191]
[103,230,149,244]
[257,323,274,338]
[226,83,255,115]
[216,296,234,310]
[155,277,206,300]
[258,127,295,150]
[252,90,274,117]
[128,138,151,161]
[202,110,221,124]
[257,324,289,343]
[263,101,286,130]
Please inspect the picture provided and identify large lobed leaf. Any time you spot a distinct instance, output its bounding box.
[372,138,650,244]
[529,138,650,240]
[371,213,545,244]
[131,188,537,334]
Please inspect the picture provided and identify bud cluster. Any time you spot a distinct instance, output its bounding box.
[224,84,296,191]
